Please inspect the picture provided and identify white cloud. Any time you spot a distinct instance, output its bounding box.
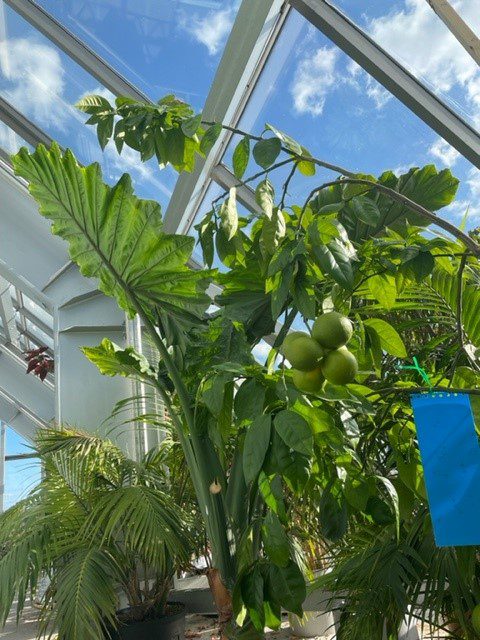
[181,7,234,56]
[466,166,480,200]
[365,76,392,109]
[291,46,338,116]
[0,38,67,128]
[443,167,480,224]
[366,0,480,120]
[428,138,460,166]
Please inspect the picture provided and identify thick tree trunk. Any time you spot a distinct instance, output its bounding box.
[206,568,233,638]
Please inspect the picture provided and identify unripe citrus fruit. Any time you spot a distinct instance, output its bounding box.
[282,334,324,371]
[321,346,358,385]
[282,331,309,351]
[312,312,353,350]
[292,368,325,393]
[472,604,480,635]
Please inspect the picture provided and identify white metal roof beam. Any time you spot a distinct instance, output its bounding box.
[3,0,149,102]
[290,0,480,168]
[0,96,53,149]
[426,0,480,67]
[164,0,289,233]
[0,276,19,346]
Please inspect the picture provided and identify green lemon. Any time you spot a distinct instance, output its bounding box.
[282,335,324,371]
[292,368,325,393]
[312,312,353,350]
[282,331,309,351]
[321,346,358,385]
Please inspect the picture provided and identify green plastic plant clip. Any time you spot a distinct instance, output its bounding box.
[398,356,433,388]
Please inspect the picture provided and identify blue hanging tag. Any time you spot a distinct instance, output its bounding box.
[411,392,480,547]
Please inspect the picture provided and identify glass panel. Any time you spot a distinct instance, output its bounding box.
[25,319,54,350]
[4,427,40,509]
[331,0,480,130]
[20,294,53,330]
[0,120,30,155]
[214,8,478,230]
[0,1,176,208]
[33,0,239,108]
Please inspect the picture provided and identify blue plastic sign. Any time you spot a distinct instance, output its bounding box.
[411,393,480,547]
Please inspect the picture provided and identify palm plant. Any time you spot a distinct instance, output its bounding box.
[0,427,193,640]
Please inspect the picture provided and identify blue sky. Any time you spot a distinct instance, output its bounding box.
[4,427,40,510]
[0,1,479,504]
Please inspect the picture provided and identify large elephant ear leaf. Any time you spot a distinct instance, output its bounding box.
[12,143,212,323]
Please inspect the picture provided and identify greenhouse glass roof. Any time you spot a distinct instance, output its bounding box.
[0,0,479,442]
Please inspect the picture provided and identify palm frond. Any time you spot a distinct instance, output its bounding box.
[39,547,121,640]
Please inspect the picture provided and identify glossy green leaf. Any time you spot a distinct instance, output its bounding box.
[200,123,222,155]
[401,250,435,282]
[243,415,272,484]
[235,379,266,424]
[266,561,306,616]
[319,483,348,541]
[363,318,407,357]
[274,410,313,456]
[241,566,265,631]
[262,511,290,567]
[265,124,303,155]
[310,238,355,290]
[253,137,282,169]
[233,136,250,179]
[258,473,286,522]
[181,113,202,137]
[368,273,397,309]
[350,195,381,225]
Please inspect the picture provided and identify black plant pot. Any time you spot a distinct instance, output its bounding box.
[112,602,186,640]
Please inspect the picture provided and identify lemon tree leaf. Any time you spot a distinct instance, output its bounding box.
[243,415,272,484]
[274,410,313,456]
[368,273,397,309]
[363,318,407,357]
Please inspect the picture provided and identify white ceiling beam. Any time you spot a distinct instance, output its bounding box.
[426,0,480,67]
[163,0,290,233]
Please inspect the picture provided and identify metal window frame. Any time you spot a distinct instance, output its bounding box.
[426,0,480,67]
[163,0,290,233]
[290,0,480,168]
[3,0,149,102]
[0,276,19,346]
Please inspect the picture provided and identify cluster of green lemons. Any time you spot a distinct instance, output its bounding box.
[282,312,358,393]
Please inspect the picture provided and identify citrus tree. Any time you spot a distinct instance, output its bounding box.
[12,93,480,639]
